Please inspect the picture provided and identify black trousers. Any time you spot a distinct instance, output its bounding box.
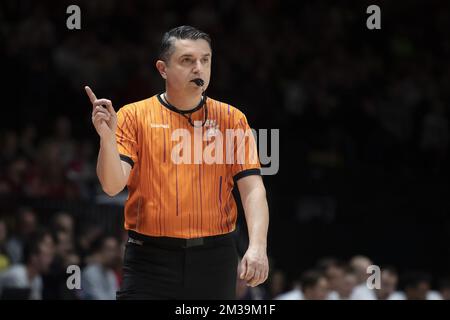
[116,231,238,300]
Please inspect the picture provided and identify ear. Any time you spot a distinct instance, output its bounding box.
[156,60,167,79]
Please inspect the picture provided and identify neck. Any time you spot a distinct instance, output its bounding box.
[164,88,203,111]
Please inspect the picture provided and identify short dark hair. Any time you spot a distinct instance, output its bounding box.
[381,265,398,276]
[316,257,345,273]
[159,25,211,62]
[301,270,325,291]
[89,233,118,255]
[23,229,52,263]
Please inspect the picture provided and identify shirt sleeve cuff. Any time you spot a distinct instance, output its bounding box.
[119,154,134,168]
[233,168,261,183]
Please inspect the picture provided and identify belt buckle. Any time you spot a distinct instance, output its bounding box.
[128,237,143,246]
[184,237,204,248]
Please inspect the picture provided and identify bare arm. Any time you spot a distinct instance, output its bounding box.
[237,174,269,287]
[97,137,131,196]
[85,86,131,196]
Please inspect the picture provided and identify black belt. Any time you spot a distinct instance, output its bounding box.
[127,230,234,248]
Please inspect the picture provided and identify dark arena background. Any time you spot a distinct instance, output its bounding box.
[1,0,450,304]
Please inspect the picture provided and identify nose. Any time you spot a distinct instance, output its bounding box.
[192,59,202,74]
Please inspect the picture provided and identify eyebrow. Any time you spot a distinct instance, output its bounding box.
[179,53,211,59]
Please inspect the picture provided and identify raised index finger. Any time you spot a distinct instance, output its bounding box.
[84,86,97,104]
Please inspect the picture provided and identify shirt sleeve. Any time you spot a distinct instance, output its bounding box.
[230,113,261,182]
[116,106,138,168]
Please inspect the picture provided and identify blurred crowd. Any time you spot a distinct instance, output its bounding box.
[239,256,450,300]
[1,208,449,300]
[1,0,450,300]
[0,117,97,200]
[0,207,124,299]
[1,0,449,189]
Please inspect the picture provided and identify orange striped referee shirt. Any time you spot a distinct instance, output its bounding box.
[116,94,260,239]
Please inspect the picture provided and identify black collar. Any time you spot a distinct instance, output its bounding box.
[157,93,206,114]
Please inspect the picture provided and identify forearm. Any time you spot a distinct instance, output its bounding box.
[96,136,126,196]
[242,185,269,249]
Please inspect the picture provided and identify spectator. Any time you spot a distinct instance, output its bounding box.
[0,230,55,299]
[402,272,435,300]
[376,267,400,300]
[316,257,346,299]
[42,220,80,300]
[349,255,375,300]
[75,222,103,266]
[51,211,75,238]
[300,270,329,300]
[5,207,38,264]
[274,276,303,300]
[330,269,357,300]
[80,235,120,300]
[266,269,287,299]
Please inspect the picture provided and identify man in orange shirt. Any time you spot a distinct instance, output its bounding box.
[85,26,269,299]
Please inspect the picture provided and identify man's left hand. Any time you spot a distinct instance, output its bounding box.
[239,246,269,287]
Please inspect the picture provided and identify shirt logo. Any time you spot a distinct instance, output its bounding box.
[205,119,220,138]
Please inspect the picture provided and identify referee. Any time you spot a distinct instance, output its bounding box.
[85,26,269,299]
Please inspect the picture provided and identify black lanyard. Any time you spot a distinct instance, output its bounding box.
[162,93,208,128]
